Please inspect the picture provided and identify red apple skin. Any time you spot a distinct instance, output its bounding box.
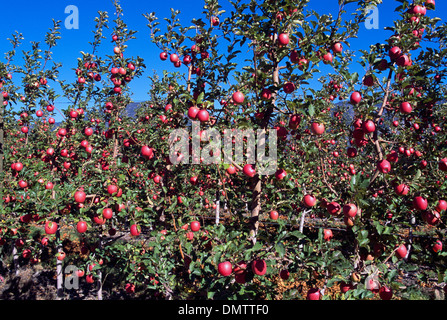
[243,164,256,178]
[130,224,141,236]
[190,221,200,232]
[311,122,325,135]
[303,194,317,207]
[433,240,442,253]
[269,210,279,220]
[343,203,357,218]
[74,191,86,203]
[251,259,267,276]
[77,221,88,233]
[379,286,393,300]
[232,91,245,104]
[218,261,232,276]
[307,288,321,300]
[413,196,428,211]
[396,244,407,259]
[350,91,362,105]
[45,221,58,235]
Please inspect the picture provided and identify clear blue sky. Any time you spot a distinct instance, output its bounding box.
[1,0,446,119]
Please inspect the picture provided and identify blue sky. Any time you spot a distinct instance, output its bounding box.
[1,1,446,120]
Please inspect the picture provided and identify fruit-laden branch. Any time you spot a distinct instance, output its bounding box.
[368,68,393,186]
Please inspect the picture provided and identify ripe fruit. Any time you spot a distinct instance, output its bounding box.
[322,52,333,64]
[77,221,88,233]
[307,288,321,300]
[187,106,199,120]
[190,221,200,232]
[413,196,428,211]
[283,82,295,93]
[251,259,267,276]
[269,210,279,220]
[433,240,442,253]
[400,102,413,114]
[363,74,374,86]
[226,165,237,175]
[323,229,333,241]
[327,201,341,216]
[197,109,210,122]
[395,184,409,196]
[435,200,447,212]
[303,194,317,208]
[141,146,154,159]
[232,91,245,104]
[170,53,179,63]
[343,203,357,218]
[45,221,58,235]
[103,208,113,219]
[278,33,289,46]
[379,286,393,300]
[84,127,93,136]
[275,168,287,180]
[350,91,362,105]
[74,190,86,203]
[243,164,256,178]
[310,122,325,135]
[218,261,232,276]
[160,52,168,60]
[362,119,376,133]
[389,46,402,61]
[130,224,141,236]
[396,244,407,259]
[377,159,391,174]
[332,42,343,54]
[107,184,118,195]
[438,158,447,172]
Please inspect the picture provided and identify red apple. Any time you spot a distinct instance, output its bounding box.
[350,91,362,105]
[433,240,442,253]
[278,33,289,46]
[232,91,245,104]
[377,159,391,173]
[323,229,333,241]
[303,194,317,208]
[396,244,407,259]
[218,261,232,276]
[103,208,113,219]
[307,288,321,300]
[130,224,141,236]
[413,196,428,211]
[74,191,86,203]
[332,42,343,54]
[243,164,256,178]
[190,221,200,232]
[45,221,58,235]
[310,122,325,135]
[327,202,341,216]
[438,158,447,172]
[197,109,210,122]
[400,101,413,114]
[141,146,154,159]
[188,106,200,120]
[77,221,88,233]
[435,200,447,212]
[343,203,357,218]
[362,119,376,133]
[269,210,279,220]
[251,259,267,276]
[275,168,287,180]
[379,286,393,300]
[160,52,168,61]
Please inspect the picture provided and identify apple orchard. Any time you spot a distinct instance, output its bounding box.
[0,0,446,300]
